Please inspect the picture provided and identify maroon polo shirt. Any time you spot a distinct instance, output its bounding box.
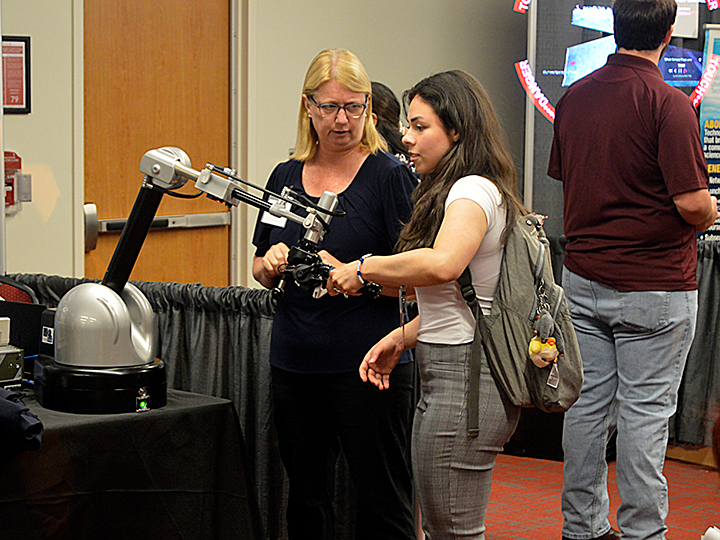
[548,53,708,291]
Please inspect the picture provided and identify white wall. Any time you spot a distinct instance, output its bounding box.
[0,1,527,286]
[1,0,78,276]
[240,0,528,286]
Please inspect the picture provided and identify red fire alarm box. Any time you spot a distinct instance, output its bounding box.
[4,151,21,211]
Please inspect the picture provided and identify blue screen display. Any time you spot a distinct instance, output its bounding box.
[659,45,705,87]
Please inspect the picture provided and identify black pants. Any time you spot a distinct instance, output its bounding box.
[272,363,416,540]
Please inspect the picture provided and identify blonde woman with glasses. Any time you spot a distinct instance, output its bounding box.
[252,48,417,540]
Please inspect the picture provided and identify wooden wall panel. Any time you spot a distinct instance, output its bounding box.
[84,0,231,286]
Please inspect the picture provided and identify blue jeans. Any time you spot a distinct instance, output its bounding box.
[561,269,697,540]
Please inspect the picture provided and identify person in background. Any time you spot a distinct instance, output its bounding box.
[371,81,411,163]
[251,48,417,540]
[547,1,720,539]
[328,70,524,539]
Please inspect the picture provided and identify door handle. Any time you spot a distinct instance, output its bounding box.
[98,212,230,233]
[84,203,99,252]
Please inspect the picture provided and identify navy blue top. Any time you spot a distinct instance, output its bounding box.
[253,151,417,374]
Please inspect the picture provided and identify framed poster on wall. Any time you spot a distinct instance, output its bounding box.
[2,36,30,114]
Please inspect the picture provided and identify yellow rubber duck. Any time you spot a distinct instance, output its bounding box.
[528,336,559,368]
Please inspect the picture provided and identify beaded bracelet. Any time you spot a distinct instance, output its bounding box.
[357,253,372,285]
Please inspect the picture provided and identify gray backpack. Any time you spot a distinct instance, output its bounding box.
[458,213,583,436]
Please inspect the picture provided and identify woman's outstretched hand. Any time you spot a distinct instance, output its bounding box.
[359,330,404,390]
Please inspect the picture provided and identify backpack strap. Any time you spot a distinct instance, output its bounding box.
[457,266,476,304]
[458,266,483,438]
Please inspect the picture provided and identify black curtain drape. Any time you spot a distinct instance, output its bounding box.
[671,241,720,446]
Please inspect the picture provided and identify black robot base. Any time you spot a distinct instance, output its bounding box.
[33,355,167,414]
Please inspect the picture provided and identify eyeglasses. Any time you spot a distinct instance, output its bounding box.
[308,95,368,119]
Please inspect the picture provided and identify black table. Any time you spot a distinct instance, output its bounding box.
[0,389,263,540]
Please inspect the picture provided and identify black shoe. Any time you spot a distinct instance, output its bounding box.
[562,528,622,540]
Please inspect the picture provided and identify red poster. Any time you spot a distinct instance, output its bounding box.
[2,37,30,113]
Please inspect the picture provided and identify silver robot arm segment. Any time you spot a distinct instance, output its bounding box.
[139,147,314,229]
[136,148,377,299]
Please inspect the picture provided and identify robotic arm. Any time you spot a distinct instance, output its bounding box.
[139,147,329,230]
[45,147,381,413]
[106,147,380,300]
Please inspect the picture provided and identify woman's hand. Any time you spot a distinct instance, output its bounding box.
[252,242,289,289]
[359,330,404,390]
[317,251,359,297]
[327,261,363,296]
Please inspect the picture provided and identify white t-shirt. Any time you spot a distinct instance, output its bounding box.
[415,175,505,345]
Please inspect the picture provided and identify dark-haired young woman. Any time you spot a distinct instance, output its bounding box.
[328,70,525,539]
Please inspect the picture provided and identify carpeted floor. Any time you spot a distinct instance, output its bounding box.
[484,454,720,540]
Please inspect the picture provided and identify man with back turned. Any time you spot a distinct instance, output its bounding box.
[548,1,720,538]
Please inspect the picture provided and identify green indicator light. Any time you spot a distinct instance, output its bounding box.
[139,401,147,408]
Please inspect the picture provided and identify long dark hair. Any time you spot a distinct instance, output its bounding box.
[396,70,524,252]
[371,81,409,159]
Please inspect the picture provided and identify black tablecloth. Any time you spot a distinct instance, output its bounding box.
[0,389,262,540]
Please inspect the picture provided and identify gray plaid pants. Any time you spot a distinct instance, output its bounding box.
[413,341,520,539]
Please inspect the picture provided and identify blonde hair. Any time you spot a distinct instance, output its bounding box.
[292,48,386,161]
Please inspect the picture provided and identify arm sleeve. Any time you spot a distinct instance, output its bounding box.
[658,92,709,196]
[251,165,283,257]
[446,175,503,228]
